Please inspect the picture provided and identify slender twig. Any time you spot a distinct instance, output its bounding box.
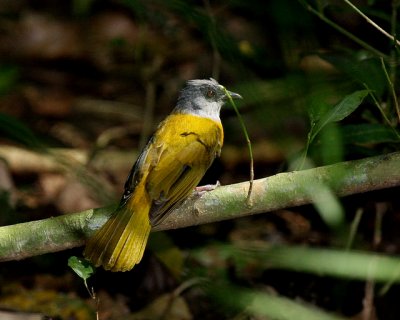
[361,203,385,320]
[298,126,313,170]
[203,0,221,80]
[389,0,399,81]
[380,57,400,123]
[345,208,363,250]
[223,88,254,206]
[343,0,400,47]
[298,0,389,59]
[363,83,400,139]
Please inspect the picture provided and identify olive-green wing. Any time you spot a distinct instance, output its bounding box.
[146,132,218,226]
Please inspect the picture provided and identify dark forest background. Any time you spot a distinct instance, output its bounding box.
[0,0,400,319]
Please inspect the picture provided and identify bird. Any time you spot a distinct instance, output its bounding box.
[84,78,242,272]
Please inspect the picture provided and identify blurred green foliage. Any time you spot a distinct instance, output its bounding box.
[0,65,18,95]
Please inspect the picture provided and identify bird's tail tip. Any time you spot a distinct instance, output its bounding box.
[83,205,151,272]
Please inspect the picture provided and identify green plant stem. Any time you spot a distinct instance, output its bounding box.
[364,83,400,139]
[0,152,399,262]
[298,132,311,170]
[298,0,390,59]
[380,57,400,123]
[345,207,363,250]
[390,1,399,84]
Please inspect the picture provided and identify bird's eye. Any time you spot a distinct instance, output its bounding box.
[206,89,215,98]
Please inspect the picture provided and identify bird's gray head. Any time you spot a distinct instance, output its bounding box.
[174,78,242,121]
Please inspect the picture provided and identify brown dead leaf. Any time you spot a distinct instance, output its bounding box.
[128,292,192,320]
[89,290,130,320]
[38,173,66,204]
[0,159,17,207]
[39,173,101,212]
[24,86,73,117]
[56,179,100,213]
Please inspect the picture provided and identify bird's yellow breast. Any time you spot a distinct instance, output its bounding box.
[154,113,224,160]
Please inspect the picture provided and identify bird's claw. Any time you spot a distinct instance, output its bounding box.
[194,180,221,197]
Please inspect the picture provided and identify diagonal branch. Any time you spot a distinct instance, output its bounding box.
[0,152,399,262]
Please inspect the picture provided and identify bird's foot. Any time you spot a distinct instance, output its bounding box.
[194,181,221,197]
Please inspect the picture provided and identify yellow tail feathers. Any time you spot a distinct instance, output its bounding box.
[84,200,151,272]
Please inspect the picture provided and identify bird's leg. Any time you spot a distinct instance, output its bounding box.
[194,180,221,196]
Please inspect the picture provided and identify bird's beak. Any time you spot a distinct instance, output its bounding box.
[225,90,243,100]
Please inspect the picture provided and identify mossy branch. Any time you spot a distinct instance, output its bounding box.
[1,152,400,262]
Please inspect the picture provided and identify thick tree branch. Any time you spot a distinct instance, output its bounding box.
[0,152,399,262]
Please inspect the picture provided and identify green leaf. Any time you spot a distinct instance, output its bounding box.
[68,256,95,281]
[68,256,96,298]
[310,90,369,143]
[306,86,332,125]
